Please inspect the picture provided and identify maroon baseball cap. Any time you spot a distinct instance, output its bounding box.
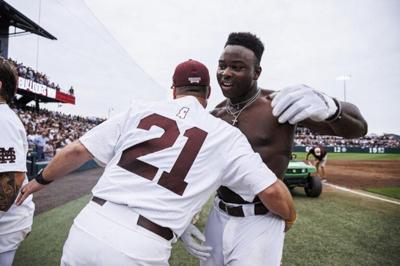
[172,59,210,87]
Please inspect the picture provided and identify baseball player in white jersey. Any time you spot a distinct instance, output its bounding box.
[0,58,35,266]
[17,59,296,265]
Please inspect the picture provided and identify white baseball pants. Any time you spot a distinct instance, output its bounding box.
[61,200,176,266]
[201,197,285,266]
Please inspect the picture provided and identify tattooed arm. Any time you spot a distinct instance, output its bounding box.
[0,172,25,212]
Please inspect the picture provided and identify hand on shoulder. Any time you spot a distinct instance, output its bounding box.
[270,84,338,124]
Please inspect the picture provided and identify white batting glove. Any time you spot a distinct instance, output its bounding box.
[180,224,212,261]
[271,84,338,124]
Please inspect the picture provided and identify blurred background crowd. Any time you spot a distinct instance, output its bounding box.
[11,107,399,163]
[13,107,104,161]
[295,127,400,149]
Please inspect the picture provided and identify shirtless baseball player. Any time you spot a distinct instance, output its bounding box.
[17,59,296,266]
[181,32,368,265]
[0,58,35,266]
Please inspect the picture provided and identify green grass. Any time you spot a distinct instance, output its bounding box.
[365,187,400,200]
[15,189,400,266]
[283,188,400,266]
[293,152,400,160]
[14,195,91,266]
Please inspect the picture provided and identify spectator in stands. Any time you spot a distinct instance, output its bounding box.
[43,140,55,161]
[306,146,328,179]
[26,129,35,153]
[16,64,26,78]
[33,130,46,161]
[26,67,34,80]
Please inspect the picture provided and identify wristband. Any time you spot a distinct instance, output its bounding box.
[34,169,53,185]
[325,98,342,122]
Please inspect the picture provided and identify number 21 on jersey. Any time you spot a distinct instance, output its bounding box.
[117,113,208,196]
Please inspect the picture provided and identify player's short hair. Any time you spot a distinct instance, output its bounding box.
[225,32,265,65]
[0,57,18,104]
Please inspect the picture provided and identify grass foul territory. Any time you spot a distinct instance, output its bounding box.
[15,188,400,266]
[365,187,400,200]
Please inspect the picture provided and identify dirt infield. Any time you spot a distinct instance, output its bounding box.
[32,160,400,215]
[325,160,400,188]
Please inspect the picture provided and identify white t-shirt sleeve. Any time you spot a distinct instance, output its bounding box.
[221,133,277,202]
[0,118,27,173]
[79,110,129,165]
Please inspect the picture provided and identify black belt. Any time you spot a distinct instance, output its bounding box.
[91,196,173,241]
[218,200,269,217]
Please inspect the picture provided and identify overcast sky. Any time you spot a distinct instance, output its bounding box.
[7,0,400,134]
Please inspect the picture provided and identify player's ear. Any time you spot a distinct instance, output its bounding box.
[254,65,262,80]
[171,86,177,99]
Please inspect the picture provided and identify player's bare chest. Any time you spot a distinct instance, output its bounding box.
[218,104,275,146]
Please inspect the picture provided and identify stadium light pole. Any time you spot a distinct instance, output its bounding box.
[35,0,42,71]
[336,75,351,102]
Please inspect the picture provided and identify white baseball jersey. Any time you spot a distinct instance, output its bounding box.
[0,104,34,252]
[80,96,277,236]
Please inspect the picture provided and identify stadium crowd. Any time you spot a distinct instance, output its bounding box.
[6,57,74,94]
[295,127,400,148]
[14,107,104,161]
[13,106,399,163]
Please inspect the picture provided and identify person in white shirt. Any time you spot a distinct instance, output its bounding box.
[0,57,35,266]
[17,59,295,266]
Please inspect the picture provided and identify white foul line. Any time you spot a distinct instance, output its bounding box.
[324,182,400,206]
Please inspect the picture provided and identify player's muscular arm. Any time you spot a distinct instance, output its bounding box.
[300,102,368,139]
[270,85,367,138]
[258,179,296,222]
[16,140,93,205]
[40,140,93,182]
[0,172,24,211]
[258,114,295,180]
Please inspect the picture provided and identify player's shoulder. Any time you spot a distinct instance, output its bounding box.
[210,99,227,117]
[129,99,162,109]
[259,88,276,102]
[0,106,24,129]
[127,99,170,117]
[215,99,228,109]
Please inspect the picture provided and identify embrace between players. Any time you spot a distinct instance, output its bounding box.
[9,32,367,266]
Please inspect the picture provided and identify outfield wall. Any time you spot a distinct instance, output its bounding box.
[294,146,400,154]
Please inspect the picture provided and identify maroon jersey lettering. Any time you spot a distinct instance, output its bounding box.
[118,113,207,195]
